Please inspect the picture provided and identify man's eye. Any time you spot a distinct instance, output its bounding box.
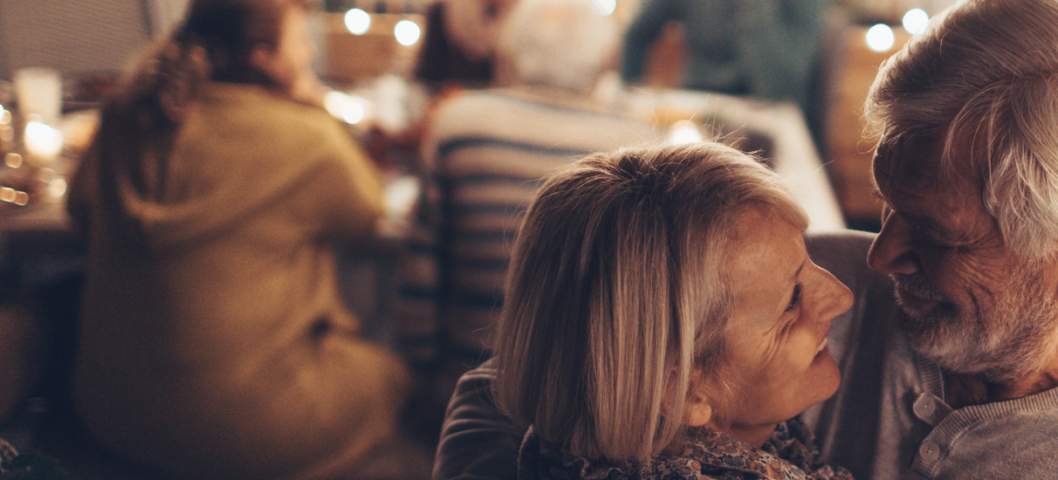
[908,224,954,248]
[785,284,802,312]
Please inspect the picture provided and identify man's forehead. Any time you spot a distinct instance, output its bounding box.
[872,134,996,240]
[871,136,978,214]
[872,135,945,191]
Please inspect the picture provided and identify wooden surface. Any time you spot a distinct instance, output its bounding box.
[320,13,426,82]
[825,25,910,225]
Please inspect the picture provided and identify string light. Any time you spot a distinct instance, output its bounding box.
[866,24,895,53]
[344,8,371,35]
[394,19,422,46]
[902,8,929,35]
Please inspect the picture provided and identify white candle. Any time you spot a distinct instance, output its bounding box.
[14,68,62,126]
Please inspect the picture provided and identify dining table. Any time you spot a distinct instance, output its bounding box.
[0,83,848,341]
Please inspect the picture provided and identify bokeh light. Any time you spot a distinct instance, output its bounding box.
[394,20,422,47]
[593,0,617,16]
[344,8,371,35]
[324,91,369,125]
[902,8,929,36]
[667,120,705,145]
[866,24,895,53]
[23,120,64,159]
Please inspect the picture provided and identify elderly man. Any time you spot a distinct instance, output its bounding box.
[432,1,1058,479]
[396,0,658,430]
[851,0,1058,477]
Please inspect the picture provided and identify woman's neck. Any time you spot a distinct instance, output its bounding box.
[721,422,778,447]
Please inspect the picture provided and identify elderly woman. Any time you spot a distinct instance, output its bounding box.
[493,143,854,479]
[67,0,409,478]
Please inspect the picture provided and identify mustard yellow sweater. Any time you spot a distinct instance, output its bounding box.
[68,83,409,479]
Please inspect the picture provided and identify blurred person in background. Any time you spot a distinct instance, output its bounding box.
[621,0,827,123]
[395,0,659,437]
[415,0,514,90]
[67,0,418,478]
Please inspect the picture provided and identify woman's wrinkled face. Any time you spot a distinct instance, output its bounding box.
[718,207,852,439]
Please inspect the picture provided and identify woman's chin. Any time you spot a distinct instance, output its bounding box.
[813,348,842,399]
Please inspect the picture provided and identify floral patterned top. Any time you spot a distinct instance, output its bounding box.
[0,437,72,479]
[517,419,854,480]
[0,438,17,468]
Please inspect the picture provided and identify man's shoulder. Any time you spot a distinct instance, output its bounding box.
[425,88,659,161]
[939,400,1058,479]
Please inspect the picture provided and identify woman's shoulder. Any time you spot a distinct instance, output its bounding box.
[196,83,342,138]
[519,421,854,480]
[187,83,353,162]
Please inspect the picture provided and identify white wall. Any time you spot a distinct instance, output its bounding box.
[0,0,153,77]
[148,0,190,37]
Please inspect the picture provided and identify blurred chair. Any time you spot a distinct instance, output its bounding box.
[0,0,169,78]
[394,0,660,437]
[0,305,39,425]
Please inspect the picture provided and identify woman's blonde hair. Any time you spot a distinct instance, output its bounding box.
[866,0,1058,259]
[493,143,807,462]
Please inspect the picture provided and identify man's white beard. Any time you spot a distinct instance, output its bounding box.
[893,271,1058,383]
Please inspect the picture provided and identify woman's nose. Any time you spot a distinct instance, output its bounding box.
[809,264,853,329]
[867,207,920,275]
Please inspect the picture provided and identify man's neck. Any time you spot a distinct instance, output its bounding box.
[944,369,1058,409]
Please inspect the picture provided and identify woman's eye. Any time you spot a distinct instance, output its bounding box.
[785,283,802,313]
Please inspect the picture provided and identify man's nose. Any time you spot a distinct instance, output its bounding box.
[868,208,920,275]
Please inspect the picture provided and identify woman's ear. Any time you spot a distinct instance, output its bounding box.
[686,385,714,427]
[249,45,278,77]
[687,401,713,427]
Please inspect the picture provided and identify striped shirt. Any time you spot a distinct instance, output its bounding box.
[395,87,660,375]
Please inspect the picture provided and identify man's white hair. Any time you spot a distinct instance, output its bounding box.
[866,0,1058,259]
[496,0,618,93]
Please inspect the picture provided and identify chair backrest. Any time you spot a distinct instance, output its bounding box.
[0,0,160,78]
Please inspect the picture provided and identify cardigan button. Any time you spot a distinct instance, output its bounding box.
[919,443,940,462]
